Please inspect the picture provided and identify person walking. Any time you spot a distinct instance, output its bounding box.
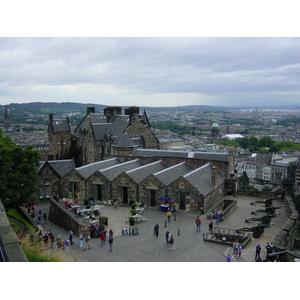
[208,220,213,233]
[166,211,172,223]
[195,216,202,232]
[69,230,74,245]
[168,234,175,250]
[37,210,43,224]
[108,235,113,251]
[99,232,105,247]
[154,223,159,237]
[43,212,48,224]
[233,240,239,255]
[238,244,243,257]
[255,243,261,261]
[79,233,84,248]
[165,229,170,245]
[109,229,113,237]
[84,233,91,250]
[215,211,220,225]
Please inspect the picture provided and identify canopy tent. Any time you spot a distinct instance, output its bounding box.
[160,196,170,200]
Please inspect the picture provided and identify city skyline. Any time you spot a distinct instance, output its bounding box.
[1,37,299,108]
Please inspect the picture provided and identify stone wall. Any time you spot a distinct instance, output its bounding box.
[48,198,88,235]
[272,195,299,252]
[0,201,28,262]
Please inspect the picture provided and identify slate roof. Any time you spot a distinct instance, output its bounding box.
[183,163,226,196]
[73,113,107,136]
[51,119,71,132]
[154,161,193,186]
[126,160,168,184]
[76,158,121,179]
[112,133,140,147]
[99,159,144,181]
[133,149,229,162]
[38,159,75,178]
[92,123,111,141]
[107,115,130,137]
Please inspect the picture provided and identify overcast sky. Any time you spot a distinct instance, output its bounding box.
[0,37,299,108]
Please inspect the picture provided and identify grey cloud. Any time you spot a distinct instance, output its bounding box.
[0,37,299,107]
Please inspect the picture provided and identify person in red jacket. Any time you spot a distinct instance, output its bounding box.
[195,216,202,232]
[99,232,105,247]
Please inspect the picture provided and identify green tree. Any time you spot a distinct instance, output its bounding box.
[262,186,272,192]
[239,171,250,189]
[237,137,250,149]
[257,136,274,148]
[0,129,41,209]
[258,147,269,154]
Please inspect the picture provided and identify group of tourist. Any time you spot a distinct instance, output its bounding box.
[77,228,114,251]
[226,241,282,262]
[254,241,280,262]
[25,202,48,223]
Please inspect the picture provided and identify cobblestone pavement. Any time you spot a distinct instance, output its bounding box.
[34,195,288,262]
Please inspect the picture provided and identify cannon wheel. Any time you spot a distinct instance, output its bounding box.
[253,231,261,238]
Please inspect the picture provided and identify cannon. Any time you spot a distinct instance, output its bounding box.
[250,205,284,215]
[236,222,274,238]
[244,213,280,224]
[249,196,278,207]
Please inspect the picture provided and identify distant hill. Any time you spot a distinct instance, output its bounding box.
[1,102,300,116]
[0,102,107,115]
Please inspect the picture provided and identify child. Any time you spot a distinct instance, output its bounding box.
[238,244,243,257]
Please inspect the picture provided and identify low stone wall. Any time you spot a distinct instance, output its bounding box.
[237,189,276,198]
[271,195,299,252]
[0,201,27,262]
[207,199,237,221]
[48,199,89,235]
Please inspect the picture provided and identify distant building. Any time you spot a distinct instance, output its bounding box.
[1,106,14,133]
[222,133,244,140]
[48,106,160,167]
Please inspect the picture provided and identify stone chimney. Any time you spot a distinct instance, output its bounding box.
[125,106,139,124]
[87,106,95,114]
[104,106,122,123]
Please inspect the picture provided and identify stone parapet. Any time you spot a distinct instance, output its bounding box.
[0,201,27,262]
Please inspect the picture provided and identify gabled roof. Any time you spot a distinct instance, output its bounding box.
[91,123,111,141]
[51,119,71,132]
[76,158,121,179]
[38,159,75,178]
[154,161,193,186]
[100,159,144,181]
[183,163,226,196]
[126,160,168,183]
[107,114,129,137]
[74,113,107,136]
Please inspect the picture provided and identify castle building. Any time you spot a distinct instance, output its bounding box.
[48,106,160,167]
[1,106,14,133]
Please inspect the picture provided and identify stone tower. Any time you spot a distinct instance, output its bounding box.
[3,106,12,132]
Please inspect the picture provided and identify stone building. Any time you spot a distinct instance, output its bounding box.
[48,106,160,167]
[37,159,75,200]
[57,158,121,200]
[40,155,233,213]
[111,160,168,205]
[168,163,226,213]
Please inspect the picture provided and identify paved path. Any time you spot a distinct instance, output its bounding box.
[34,195,288,262]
